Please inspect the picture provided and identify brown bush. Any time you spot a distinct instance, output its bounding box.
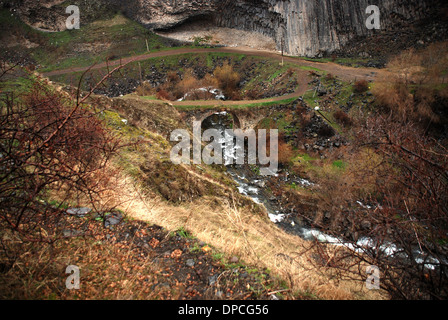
[277,140,294,166]
[374,42,448,129]
[135,81,154,96]
[299,111,313,128]
[317,123,336,138]
[353,79,369,93]
[372,77,442,127]
[286,68,295,77]
[325,73,335,81]
[245,88,262,100]
[153,64,242,101]
[156,88,171,100]
[333,110,353,127]
[166,71,180,83]
[177,72,198,95]
[305,114,448,299]
[170,70,220,101]
[0,77,121,242]
[213,63,241,97]
[263,133,294,167]
[227,89,242,101]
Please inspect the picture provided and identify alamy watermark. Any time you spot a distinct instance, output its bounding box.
[366,5,381,30]
[66,5,80,30]
[366,265,380,290]
[65,265,80,290]
[170,122,279,176]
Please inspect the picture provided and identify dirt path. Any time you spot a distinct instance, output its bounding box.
[42,47,387,107]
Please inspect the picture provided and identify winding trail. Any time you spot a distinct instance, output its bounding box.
[42,47,387,107]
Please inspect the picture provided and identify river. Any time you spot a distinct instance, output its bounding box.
[203,111,445,271]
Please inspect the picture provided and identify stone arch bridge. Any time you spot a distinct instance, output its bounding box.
[179,104,297,131]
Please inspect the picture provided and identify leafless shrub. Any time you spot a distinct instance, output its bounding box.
[307,114,448,299]
[0,65,125,243]
[213,62,241,98]
[353,79,369,93]
[373,41,448,131]
[333,110,353,127]
[354,115,448,299]
[156,88,171,100]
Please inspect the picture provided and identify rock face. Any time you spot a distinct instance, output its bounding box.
[214,0,436,57]
[11,0,68,32]
[8,0,446,56]
[112,0,217,30]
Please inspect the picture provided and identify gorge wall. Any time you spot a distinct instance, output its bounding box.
[7,0,446,57]
[213,0,434,57]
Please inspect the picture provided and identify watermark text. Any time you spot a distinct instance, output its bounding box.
[170,122,279,176]
[366,5,381,30]
[66,5,80,30]
[65,265,80,290]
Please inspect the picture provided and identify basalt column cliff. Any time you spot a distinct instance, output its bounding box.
[213,0,436,56]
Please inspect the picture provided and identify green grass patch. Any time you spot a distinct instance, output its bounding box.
[235,97,298,109]
[332,160,347,170]
[256,110,300,135]
[0,9,175,73]
[0,74,35,94]
[294,153,318,162]
[302,89,319,108]
[138,95,158,100]
[172,97,298,111]
[318,110,343,133]
[291,153,320,173]
[174,227,196,240]
[299,65,325,73]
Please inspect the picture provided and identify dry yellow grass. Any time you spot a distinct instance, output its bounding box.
[103,172,388,300]
[91,14,129,28]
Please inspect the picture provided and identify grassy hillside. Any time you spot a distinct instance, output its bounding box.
[0,9,180,72]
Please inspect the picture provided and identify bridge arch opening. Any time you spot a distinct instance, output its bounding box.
[200,110,241,131]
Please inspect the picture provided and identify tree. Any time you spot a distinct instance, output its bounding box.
[304,114,448,299]
[354,115,448,299]
[0,63,125,243]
